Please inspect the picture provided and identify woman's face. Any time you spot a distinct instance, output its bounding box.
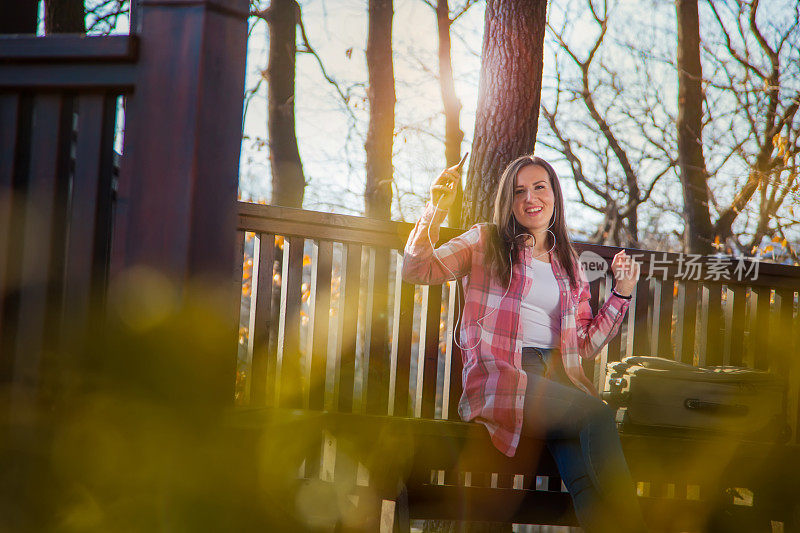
[511,164,556,234]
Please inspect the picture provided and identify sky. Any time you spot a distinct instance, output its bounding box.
[240,0,486,222]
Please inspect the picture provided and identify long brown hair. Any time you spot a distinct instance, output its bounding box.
[485,155,580,289]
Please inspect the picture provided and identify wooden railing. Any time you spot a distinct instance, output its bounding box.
[0,35,134,383]
[0,1,248,404]
[235,202,800,444]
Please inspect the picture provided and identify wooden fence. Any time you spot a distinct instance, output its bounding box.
[232,202,800,528]
[235,201,800,442]
[0,35,132,387]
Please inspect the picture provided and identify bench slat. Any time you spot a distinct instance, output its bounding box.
[331,244,362,491]
[250,233,275,407]
[587,278,611,388]
[654,279,675,358]
[0,93,21,356]
[582,277,603,383]
[445,281,462,421]
[677,281,699,364]
[728,286,747,367]
[752,286,772,371]
[701,281,724,366]
[304,242,333,479]
[390,253,414,417]
[365,247,391,415]
[61,93,116,346]
[420,284,443,419]
[277,235,304,408]
[337,243,361,413]
[86,94,116,305]
[546,475,562,492]
[497,472,514,488]
[9,94,70,389]
[632,278,651,356]
[0,93,22,366]
[606,273,625,363]
[308,240,332,411]
[776,289,796,441]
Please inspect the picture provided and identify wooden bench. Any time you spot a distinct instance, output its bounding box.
[233,203,800,532]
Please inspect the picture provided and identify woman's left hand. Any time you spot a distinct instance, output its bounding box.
[610,250,640,297]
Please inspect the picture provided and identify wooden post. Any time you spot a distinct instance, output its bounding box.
[115,0,247,282]
[113,0,248,404]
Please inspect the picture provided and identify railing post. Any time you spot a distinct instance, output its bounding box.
[113,0,248,405]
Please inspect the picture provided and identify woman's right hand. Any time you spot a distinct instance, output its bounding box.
[430,152,468,211]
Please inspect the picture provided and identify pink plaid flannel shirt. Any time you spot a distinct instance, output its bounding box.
[402,203,631,457]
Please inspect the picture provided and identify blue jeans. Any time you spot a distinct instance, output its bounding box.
[521,347,646,533]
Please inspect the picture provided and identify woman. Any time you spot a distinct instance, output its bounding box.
[402,154,646,532]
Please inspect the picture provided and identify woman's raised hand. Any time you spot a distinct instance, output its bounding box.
[430,152,468,212]
[610,250,640,297]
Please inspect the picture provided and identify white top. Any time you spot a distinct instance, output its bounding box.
[520,258,561,348]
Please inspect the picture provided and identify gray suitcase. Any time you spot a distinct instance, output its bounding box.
[602,356,788,441]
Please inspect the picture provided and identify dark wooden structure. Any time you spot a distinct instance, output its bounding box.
[0,3,248,528]
[233,203,800,531]
[1,3,799,530]
[0,0,248,403]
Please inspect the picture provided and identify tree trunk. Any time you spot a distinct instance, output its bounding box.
[463,0,548,227]
[364,0,396,220]
[436,0,465,228]
[267,0,305,208]
[44,0,85,33]
[676,0,714,255]
[0,0,39,33]
[441,2,545,527]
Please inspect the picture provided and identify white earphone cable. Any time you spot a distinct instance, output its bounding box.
[427,193,557,351]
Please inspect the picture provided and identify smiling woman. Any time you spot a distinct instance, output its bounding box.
[402,153,645,532]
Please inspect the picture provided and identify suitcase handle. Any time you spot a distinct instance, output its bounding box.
[609,377,626,387]
[684,398,749,417]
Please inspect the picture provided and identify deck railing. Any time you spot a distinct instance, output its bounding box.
[0,35,133,384]
[235,202,800,445]
[0,0,248,407]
